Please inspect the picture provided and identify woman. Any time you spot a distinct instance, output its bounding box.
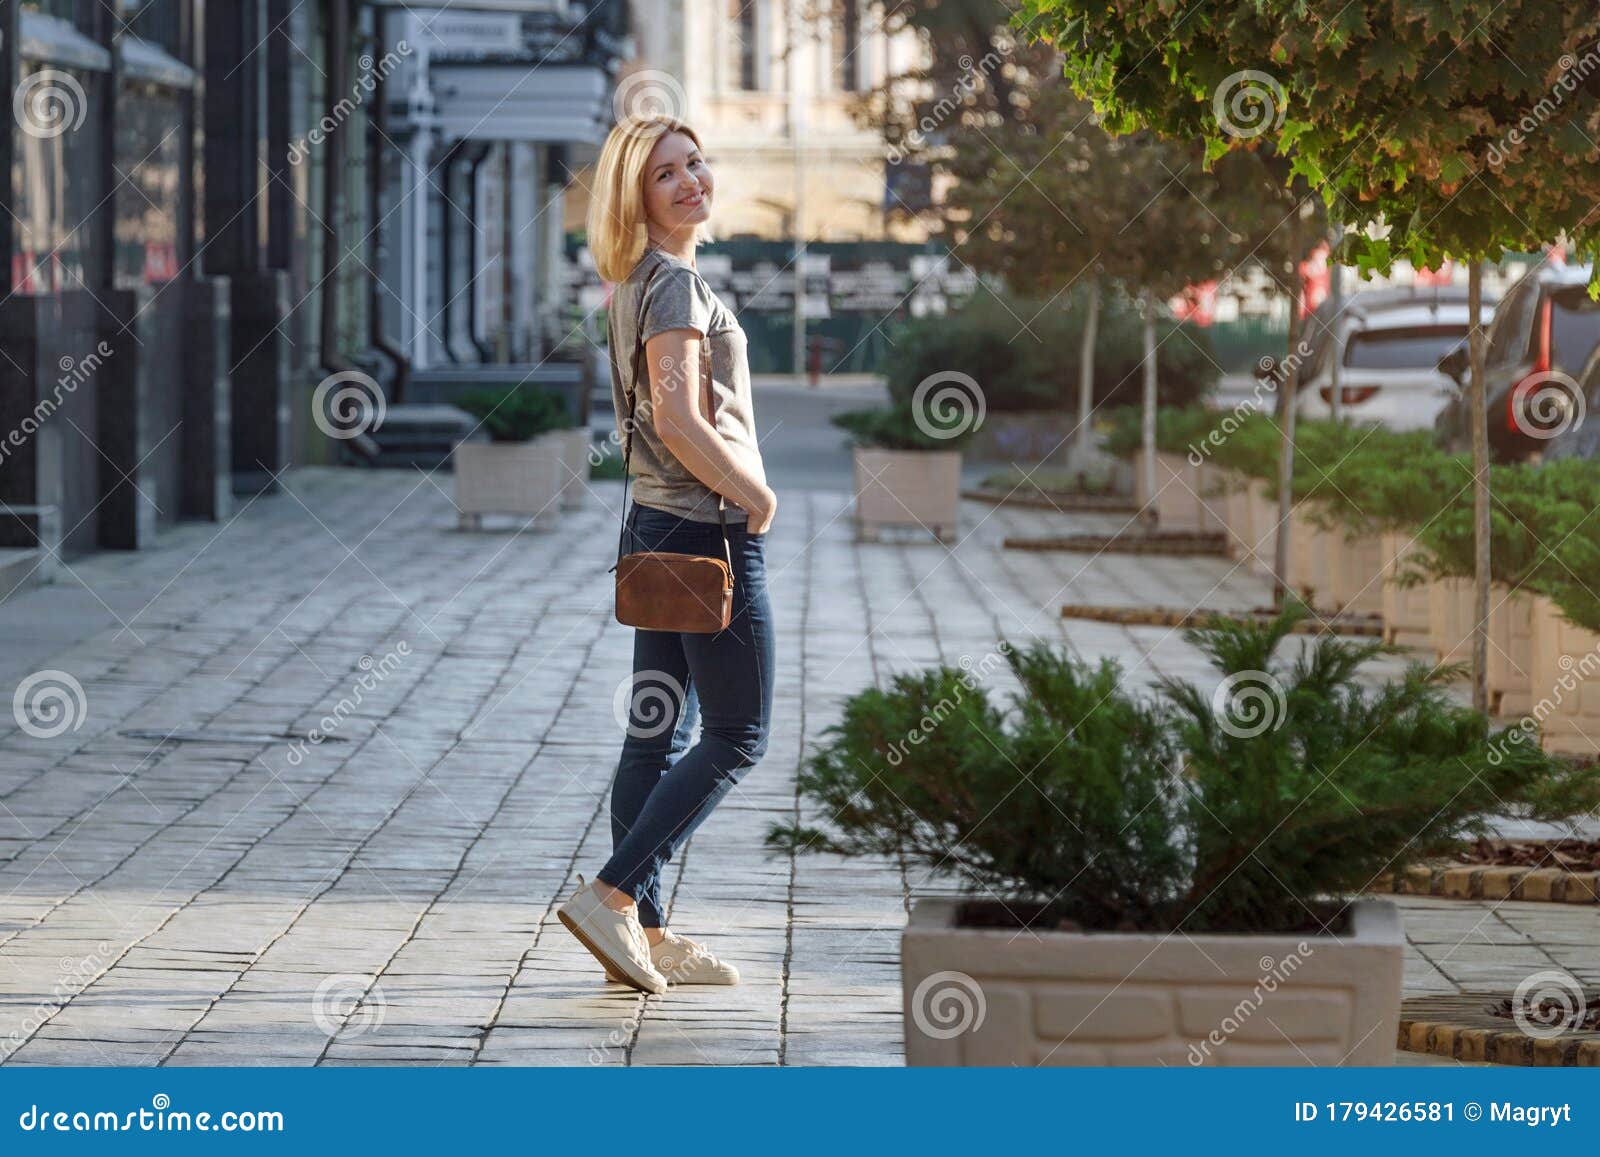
[557,115,777,996]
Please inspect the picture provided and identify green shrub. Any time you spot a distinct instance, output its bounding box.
[768,605,1597,933]
[830,403,977,451]
[884,288,1219,414]
[453,387,570,442]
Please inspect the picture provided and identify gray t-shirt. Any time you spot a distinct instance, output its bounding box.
[608,248,765,523]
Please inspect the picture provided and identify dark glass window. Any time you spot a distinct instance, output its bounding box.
[834,0,860,92]
[123,0,185,59]
[13,63,102,294]
[734,0,758,90]
[113,81,184,290]
[1343,326,1469,371]
[1548,286,1600,370]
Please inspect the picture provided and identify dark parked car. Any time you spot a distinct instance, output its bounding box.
[1434,262,1600,461]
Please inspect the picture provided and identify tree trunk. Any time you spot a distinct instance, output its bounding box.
[1140,288,1157,525]
[1273,288,1303,610]
[1328,228,1344,422]
[1077,274,1100,461]
[1469,261,1490,713]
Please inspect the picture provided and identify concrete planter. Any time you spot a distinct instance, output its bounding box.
[1135,449,1208,532]
[1488,587,1537,718]
[1428,577,1476,667]
[555,426,593,510]
[852,447,962,542]
[1217,470,1253,563]
[1245,479,1280,578]
[1380,532,1431,648]
[1288,505,1334,606]
[902,897,1404,1067]
[1529,596,1600,755]
[453,434,565,530]
[1327,528,1386,617]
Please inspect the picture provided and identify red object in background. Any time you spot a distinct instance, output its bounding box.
[1413,260,1455,286]
[1171,280,1218,326]
[1507,297,1554,437]
[1546,243,1567,267]
[1299,242,1330,317]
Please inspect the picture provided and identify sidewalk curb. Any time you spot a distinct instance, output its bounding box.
[1398,995,1600,1065]
[1373,864,1600,904]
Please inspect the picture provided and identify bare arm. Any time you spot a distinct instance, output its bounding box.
[643,327,775,531]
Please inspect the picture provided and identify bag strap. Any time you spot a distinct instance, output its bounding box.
[609,251,732,574]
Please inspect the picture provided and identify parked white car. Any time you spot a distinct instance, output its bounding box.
[1295,291,1496,431]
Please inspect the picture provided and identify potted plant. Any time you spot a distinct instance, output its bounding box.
[834,402,977,543]
[768,606,1595,1066]
[451,387,569,530]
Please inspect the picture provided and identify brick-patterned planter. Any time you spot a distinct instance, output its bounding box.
[1217,470,1254,564]
[1381,532,1431,648]
[1245,479,1280,579]
[1529,595,1600,756]
[1428,577,1476,667]
[852,447,962,542]
[1289,505,1334,607]
[901,897,1404,1066]
[1488,586,1536,717]
[454,434,565,530]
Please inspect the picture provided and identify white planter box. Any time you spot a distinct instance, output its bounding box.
[1288,504,1333,605]
[1217,470,1253,563]
[902,897,1403,1067]
[1246,479,1280,578]
[454,434,564,529]
[1381,531,1431,648]
[1428,577,1476,667]
[853,447,962,542]
[1529,596,1600,755]
[556,426,593,510]
[1328,528,1385,617]
[1135,450,1207,532]
[1488,586,1536,717]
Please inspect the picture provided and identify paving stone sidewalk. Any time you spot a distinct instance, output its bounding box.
[0,468,1594,1066]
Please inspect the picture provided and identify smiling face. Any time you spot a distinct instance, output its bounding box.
[640,130,713,237]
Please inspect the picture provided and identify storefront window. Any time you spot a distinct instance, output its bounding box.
[12,63,102,294]
[114,81,184,289]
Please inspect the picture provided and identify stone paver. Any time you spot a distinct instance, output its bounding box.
[0,466,1594,1066]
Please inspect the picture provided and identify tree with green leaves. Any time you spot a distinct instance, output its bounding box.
[1019,0,1600,708]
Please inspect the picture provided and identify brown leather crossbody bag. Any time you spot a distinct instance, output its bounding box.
[606,259,734,633]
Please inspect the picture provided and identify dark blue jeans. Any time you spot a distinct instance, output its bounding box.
[599,499,775,927]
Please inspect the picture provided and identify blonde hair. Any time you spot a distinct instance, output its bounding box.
[587,116,711,284]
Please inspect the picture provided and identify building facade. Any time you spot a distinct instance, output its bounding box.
[0,0,627,581]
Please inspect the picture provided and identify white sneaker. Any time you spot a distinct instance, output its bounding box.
[607,931,740,987]
[557,876,667,995]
